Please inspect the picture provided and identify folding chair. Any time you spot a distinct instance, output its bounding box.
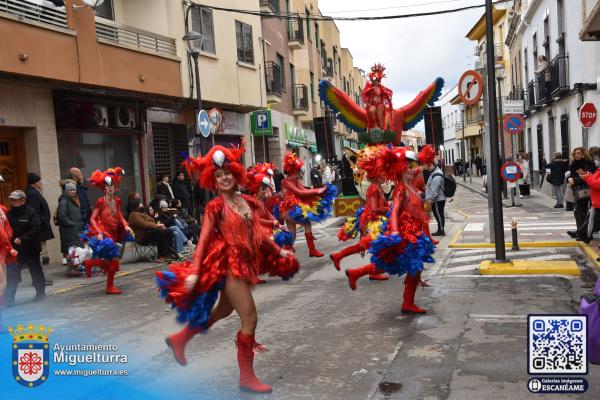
[132,241,158,263]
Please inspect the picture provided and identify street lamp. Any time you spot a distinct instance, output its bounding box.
[315,154,322,163]
[496,62,507,198]
[460,103,467,182]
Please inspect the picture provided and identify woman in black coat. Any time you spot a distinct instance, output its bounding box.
[547,152,569,208]
[567,147,596,235]
[57,182,84,256]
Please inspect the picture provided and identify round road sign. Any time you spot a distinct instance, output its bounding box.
[580,102,597,128]
[458,70,484,106]
[503,114,525,134]
[197,109,210,138]
[501,161,522,183]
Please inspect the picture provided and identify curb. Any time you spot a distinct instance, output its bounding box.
[479,259,581,276]
[449,241,579,249]
[578,242,600,271]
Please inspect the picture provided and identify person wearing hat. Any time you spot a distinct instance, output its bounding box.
[5,190,47,305]
[25,173,55,278]
[156,199,190,256]
[57,180,84,275]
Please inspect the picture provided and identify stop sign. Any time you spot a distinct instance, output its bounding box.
[580,102,597,128]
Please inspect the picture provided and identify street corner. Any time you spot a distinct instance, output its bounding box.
[479,259,581,276]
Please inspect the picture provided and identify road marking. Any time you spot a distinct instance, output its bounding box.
[444,265,478,273]
[464,222,485,232]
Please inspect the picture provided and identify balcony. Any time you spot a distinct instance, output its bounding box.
[507,86,524,100]
[526,80,536,111]
[455,114,484,131]
[288,18,304,50]
[292,84,309,116]
[265,61,282,105]
[323,57,334,77]
[548,53,569,97]
[0,0,68,30]
[260,0,279,15]
[534,78,552,106]
[95,17,177,58]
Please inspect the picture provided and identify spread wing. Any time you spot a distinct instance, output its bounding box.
[319,79,368,132]
[397,77,445,130]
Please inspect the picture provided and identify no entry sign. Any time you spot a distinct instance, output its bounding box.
[458,70,484,106]
[580,103,597,128]
[501,161,522,183]
[503,114,525,134]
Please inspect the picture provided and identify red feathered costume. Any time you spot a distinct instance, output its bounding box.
[84,167,130,294]
[330,145,389,288]
[159,143,298,394]
[0,204,17,328]
[416,145,438,245]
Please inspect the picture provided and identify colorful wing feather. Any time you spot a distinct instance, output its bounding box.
[396,77,445,131]
[319,79,368,132]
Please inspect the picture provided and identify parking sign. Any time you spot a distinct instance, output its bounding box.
[251,110,272,136]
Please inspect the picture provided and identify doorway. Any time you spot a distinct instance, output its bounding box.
[0,128,27,206]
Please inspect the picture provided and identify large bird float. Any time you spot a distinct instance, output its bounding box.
[319,63,444,144]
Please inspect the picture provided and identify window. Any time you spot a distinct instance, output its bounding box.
[305,8,311,41]
[560,115,570,157]
[95,0,114,20]
[235,21,254,64]
[276,53,286,91]
[310,72,315,103]
[315,22,319,49]
[191,7,216,54]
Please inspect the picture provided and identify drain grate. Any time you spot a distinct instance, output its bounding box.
[378,381,402,396]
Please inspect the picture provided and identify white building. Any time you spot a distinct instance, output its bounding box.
[440,84,460,167]
[510,0,600,184]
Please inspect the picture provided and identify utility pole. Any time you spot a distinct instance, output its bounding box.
[460,104,466,182]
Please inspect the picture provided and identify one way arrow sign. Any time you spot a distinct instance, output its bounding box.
[197,110,210,138]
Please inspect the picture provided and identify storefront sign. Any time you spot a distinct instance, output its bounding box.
[503,99,525,114]
[285,123,316,148]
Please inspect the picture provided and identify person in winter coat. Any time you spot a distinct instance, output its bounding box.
[156,174,175,202]
[128,199,178,262]
[5,190,46,306]
[172,171,192,214]
[57,181,84,268]
[547,152,569,208]
[567,147,597,238]
[68,167,92,223]
[25,173,54,269]
[424,162,447,236]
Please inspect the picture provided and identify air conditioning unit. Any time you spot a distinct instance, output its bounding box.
[92,104,108,127]
[115,106,136,128]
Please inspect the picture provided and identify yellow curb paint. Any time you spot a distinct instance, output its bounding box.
[450,241,579,249]
[578,243,600,271]
[479,260,580,276]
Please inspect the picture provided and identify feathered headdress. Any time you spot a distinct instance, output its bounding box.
[253,162,276,177]
[183,141,246,191]
[374,146,414,182]
[418,144,436,165]
[356,144,386,181]
[245,163,275,195]
[88,167,125,190]
[282,152,304,175]
[368,63,386,83]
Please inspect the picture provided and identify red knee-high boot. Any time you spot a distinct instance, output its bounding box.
[423,223,439,245]
[330,242,364,270]
[166,319,214,366]
[105,259,122,295]
[401,274,427,314]
[305,232,324,257]
[345,264,378,290]
[236,331,272,393]
[83,259,106,278]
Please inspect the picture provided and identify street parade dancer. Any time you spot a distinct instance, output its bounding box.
[156,142,298,394]
[277,152,337,257]
[0,178,18,330]
[331,145,389,288]
[82,167,133,294]
[368,146,435,314]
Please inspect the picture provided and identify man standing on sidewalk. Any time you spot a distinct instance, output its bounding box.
[5,190,46,306]
[25,173,54,286]
[424,162,447,236]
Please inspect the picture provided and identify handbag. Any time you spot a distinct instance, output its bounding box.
[574,187,590,201]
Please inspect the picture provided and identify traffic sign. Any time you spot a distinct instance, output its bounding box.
[251,110,273,136]
[503,114,525,134]
[580,102,597,128]
[197,109,210,138]
[501,161,522,183]
[458,70,484,106]
[503,99,525,114]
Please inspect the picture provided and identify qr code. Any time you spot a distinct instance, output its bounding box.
[528,315,587,374]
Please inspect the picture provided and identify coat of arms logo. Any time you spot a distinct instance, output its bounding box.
[9,324,53,388]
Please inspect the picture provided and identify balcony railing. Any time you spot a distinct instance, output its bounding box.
[526,80,536,111]
[95,17,177,57]
[549,53,569,96]
[456,114,484,130]
[293,84,309,111]
[259,0,279,14]
[265,61,282,96]
[507,86,524,100]
[288,18,304,45]
[0,0,68,30]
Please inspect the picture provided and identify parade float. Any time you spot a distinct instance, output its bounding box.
[319,63,444,216]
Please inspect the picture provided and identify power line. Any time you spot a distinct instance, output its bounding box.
[323,0,474,14]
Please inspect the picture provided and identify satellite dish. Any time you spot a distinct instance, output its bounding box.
[83,0,104,7]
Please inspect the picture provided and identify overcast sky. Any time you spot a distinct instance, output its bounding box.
[318,0,486,131]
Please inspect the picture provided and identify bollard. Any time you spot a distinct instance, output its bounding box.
[511,218,519,251]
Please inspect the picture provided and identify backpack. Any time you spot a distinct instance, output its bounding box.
[579,277,600,364]
[432,172,456,198]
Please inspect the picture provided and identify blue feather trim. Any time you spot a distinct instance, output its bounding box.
[273,228,294,247]
[272,203,280,220]
[287,183,338,224]
[87,237,121,260]
[369,233,435,277]
[404,77,445,130]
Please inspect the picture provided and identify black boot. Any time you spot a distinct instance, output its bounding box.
[431,230,445,236]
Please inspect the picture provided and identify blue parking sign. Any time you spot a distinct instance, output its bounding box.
[252,110,272,136]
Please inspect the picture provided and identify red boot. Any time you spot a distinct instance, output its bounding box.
[165,321,213,366]
[401,274,427,314]
[305,232,324,257]
[105,260,122,294]
[423,223,439,245]
[368,273,389,281]
[345,264,378,290]
[83,259,106,278]
[330,242,364,271]
[236,331,272,393]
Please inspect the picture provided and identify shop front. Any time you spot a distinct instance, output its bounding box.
[285,123,317,186]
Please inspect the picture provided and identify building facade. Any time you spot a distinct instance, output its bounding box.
[440,84,460,168]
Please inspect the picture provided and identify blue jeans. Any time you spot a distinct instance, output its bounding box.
[168,226,188,253]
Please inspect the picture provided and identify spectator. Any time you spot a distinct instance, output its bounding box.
[170,198,200,243]
[172,171,192,214]
[424,161,446,236]
[25,173,54,282]
[547,152,569,208]
[156,200,190,256]
[68,167,91,223]
[567,147,596,238]
[310,165,320,188]
[156,174,174,202]
[273,168,285,192]
[56,181,84,273]
[128,199,178,262]
[323,165,333,185]
[125,192,142,218]
[475,156,483,177]
[5,190,46,305]
[517,154,531,198]
[534,55,550,99]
